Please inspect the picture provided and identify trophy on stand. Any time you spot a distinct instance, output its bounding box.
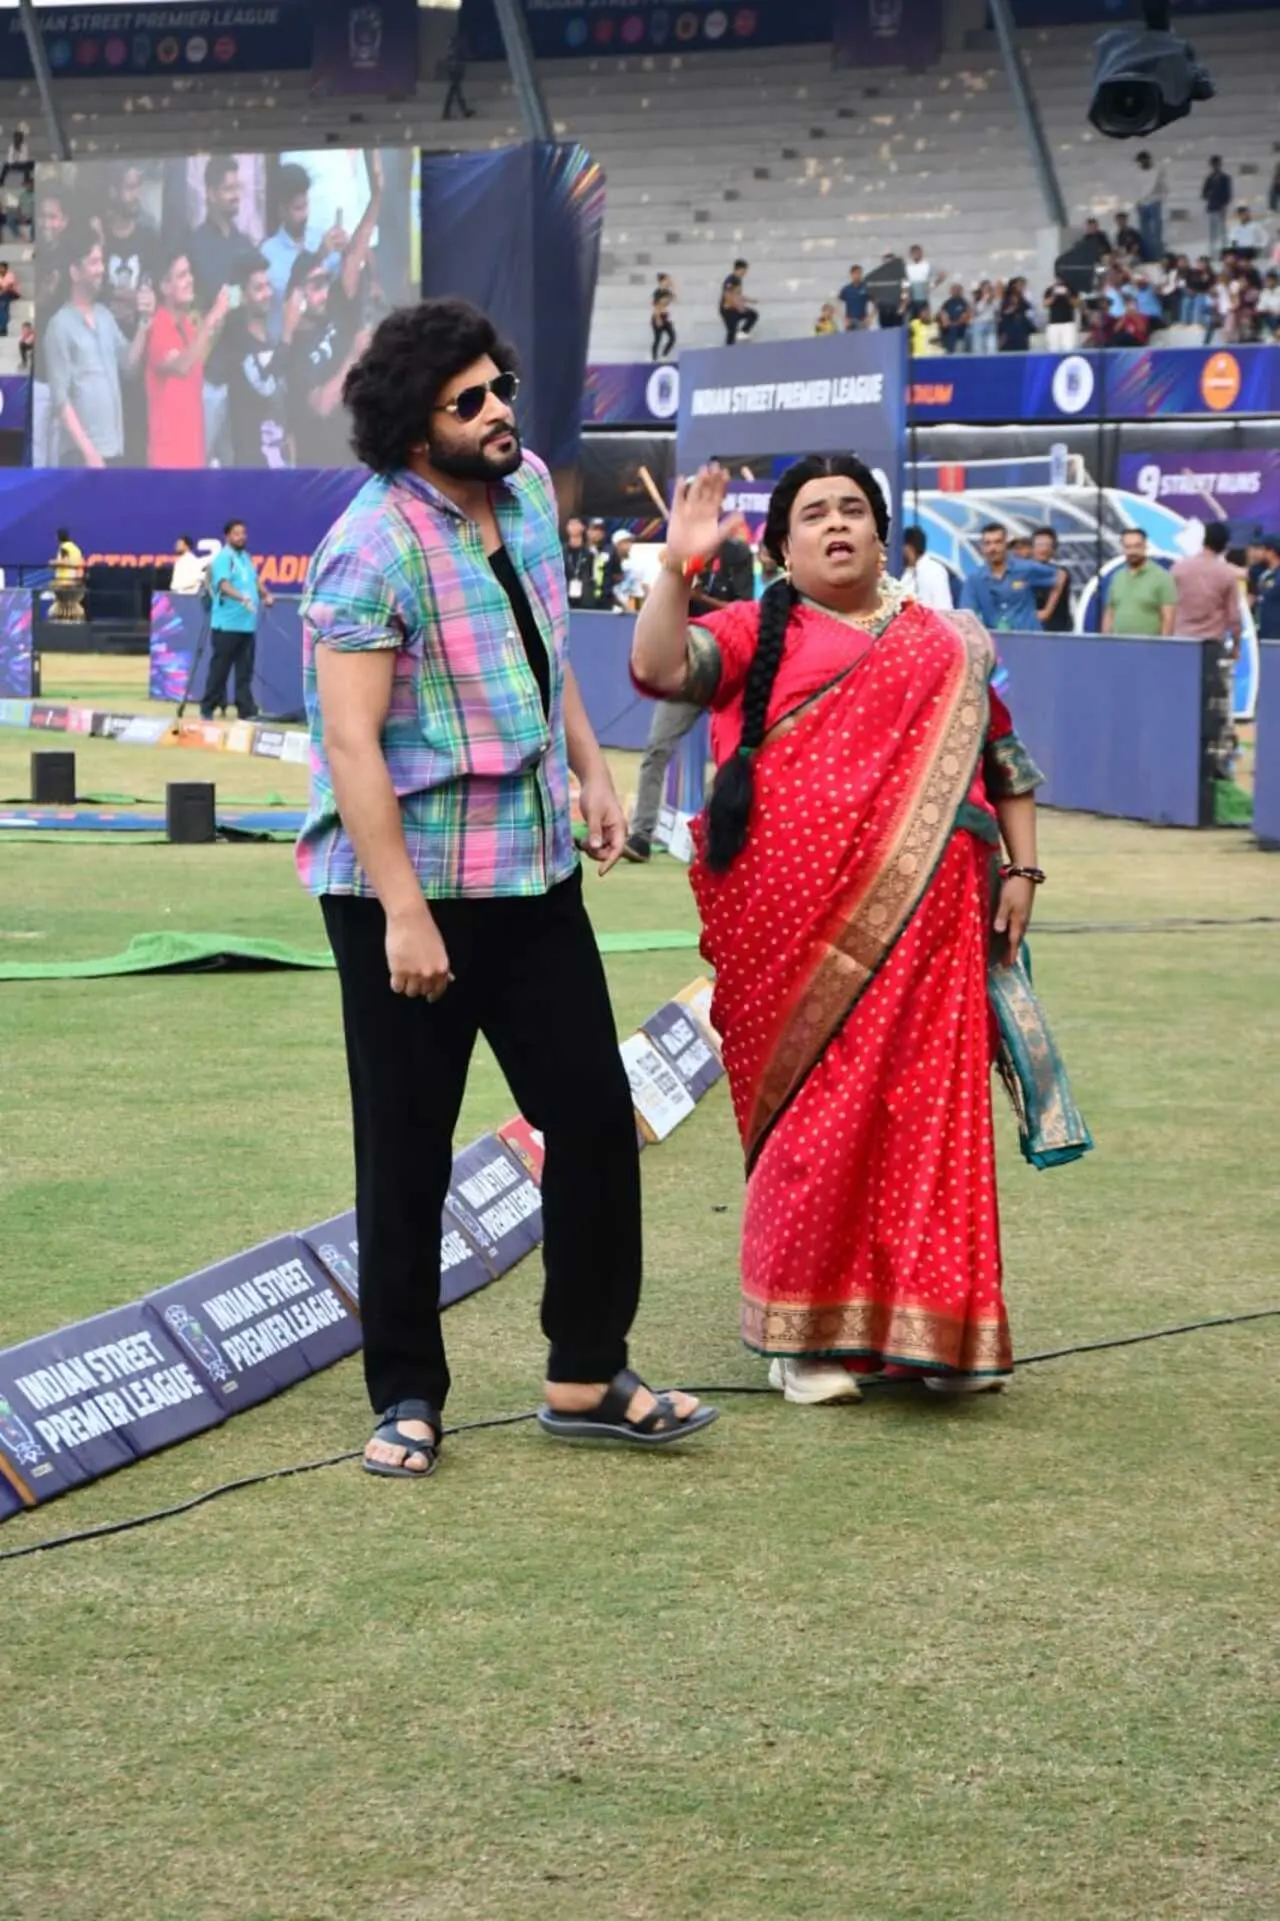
[49,533,87,623]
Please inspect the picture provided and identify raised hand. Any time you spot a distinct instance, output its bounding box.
[664,465,734,570]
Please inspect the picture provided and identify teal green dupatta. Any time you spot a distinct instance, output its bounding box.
[957,799,1094,1171]
[989,945,1094,1170]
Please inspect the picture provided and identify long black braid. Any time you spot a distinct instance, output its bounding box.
[703,453,890,872]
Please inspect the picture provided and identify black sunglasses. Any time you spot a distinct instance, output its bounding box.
[436,370,520,424]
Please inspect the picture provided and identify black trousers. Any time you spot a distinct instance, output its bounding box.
[652,318,676,359]
[200,627,257,719]
[721,304,758,345]
[321,871,642,1415]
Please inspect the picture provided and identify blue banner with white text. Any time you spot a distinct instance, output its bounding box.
[675,330,907,562]
[0,4,313,80]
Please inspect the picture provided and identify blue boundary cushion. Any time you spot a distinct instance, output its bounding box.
[641,1002,725,1103]
[300,1199,496,1316]
[0,1304,225,1507]
[143,1235,360,1413]
[448,1136,544,1277]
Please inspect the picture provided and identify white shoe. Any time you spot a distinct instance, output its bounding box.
[923,1376,1007,1396]
[768,1357,863,1404]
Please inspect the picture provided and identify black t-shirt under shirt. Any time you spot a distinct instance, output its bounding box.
[489,546,550,718]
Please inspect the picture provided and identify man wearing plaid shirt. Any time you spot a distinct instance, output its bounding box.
[300,298,717,1477]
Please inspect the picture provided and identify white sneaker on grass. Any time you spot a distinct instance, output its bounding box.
[767,1357,863,1405]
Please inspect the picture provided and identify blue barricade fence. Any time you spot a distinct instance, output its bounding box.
[1254,641,1280,850]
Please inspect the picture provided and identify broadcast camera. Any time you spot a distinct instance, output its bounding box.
[1088,1,1214,139]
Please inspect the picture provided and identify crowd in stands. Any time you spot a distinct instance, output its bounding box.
[645,149,1280,359]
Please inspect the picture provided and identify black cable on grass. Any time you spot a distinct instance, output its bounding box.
[1,1308,1276,1565]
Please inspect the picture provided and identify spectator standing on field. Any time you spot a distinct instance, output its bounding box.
[200,517,274,720]
[1202,156,1232,256]
[1103,529,1176,637]
[1254,535,1280,640]
[901,526,954,609]
[959,523,1066,631]
[171,533,207,597]
[1032,528,1072,631]
[1171,522,1242,651]
[562,516,597,609]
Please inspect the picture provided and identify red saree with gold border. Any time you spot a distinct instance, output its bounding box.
[690,599,1012,1380]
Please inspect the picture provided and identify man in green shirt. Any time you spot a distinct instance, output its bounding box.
[1103,529,1177,636]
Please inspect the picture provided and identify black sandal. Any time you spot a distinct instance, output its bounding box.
[362,1398,442,1479]
[537,1368,719,1448]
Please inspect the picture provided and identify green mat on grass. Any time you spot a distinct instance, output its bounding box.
[0,927,702,981]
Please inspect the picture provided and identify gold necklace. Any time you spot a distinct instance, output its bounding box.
[801,576,905,634]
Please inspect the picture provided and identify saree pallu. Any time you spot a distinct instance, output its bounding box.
[691,600,1012,1379]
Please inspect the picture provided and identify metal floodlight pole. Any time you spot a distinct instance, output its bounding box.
[18,0,69,161]
[491,0,553,144]
[988,0,1068,231]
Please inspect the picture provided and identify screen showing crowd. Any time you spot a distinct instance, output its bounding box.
[32,149,416,470]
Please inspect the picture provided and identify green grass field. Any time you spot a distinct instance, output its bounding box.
[2,678,1278,1921]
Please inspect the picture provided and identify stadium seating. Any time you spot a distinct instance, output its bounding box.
[0,8,1274,362]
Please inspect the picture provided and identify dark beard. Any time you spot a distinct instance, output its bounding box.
[428,430,523,483]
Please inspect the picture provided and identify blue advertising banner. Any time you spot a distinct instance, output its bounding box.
[300,1196,500,1314]
[1117,449,1280,535]
[584,362,681,429]
[1105,346,1280,421]
[641,1002,724,1103]
[0,4,313,81]
[0,467,359,576]
[0,588,33,700]
[448,1136,543,1275]
[460,0,834,62]
[834,0,943,69]
[0,1304,224,1507]
[145,1234,360,1413]
[149,592,306,717]
[677,330,908,563]
[420,144,603,473]
[908,351,1104,425]
[1000,630,1206,828]
[311,0,419,95]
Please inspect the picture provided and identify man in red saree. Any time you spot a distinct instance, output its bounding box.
[632,456,1052,1405]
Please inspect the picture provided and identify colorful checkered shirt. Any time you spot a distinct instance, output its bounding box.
[295,452,577,900]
